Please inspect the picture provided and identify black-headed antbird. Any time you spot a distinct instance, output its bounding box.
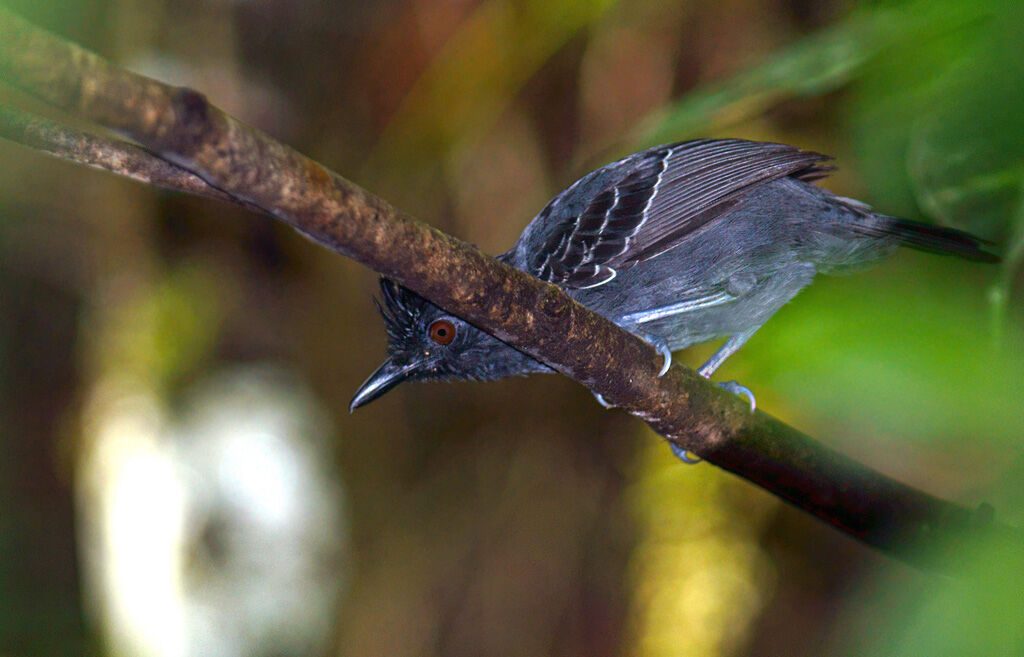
[350,139,997,459]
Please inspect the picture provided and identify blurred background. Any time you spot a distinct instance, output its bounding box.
[1,0,1022,655]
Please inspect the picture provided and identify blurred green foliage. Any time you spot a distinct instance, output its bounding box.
[85,263,226,393]
[848,0,1024,331]
[635,2,951,144]
[651,2,1024,655]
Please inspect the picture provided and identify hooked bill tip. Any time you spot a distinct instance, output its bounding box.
[349,358,418,412]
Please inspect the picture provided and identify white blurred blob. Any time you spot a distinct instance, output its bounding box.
[78,364,349,657]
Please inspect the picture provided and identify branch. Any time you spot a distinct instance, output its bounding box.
[0,103,257,210]
[0,7,1015,571]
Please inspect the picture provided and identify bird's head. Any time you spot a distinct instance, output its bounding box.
[349,278,549,411]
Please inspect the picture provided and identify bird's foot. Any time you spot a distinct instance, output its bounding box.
[669,442,702,464]
[669,379,753,464]
[592,391,615,409]
[635,331,672,376]
[717,380,756,412]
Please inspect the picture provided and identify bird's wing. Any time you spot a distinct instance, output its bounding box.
[509,139,832,289]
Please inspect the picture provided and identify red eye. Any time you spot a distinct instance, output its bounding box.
[428,319,456,345]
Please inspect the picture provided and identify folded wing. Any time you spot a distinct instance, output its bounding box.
[510,139,831,289]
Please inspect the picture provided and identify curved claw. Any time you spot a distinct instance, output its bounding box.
[655,343,672,377]
[592,391,615,409]
[718,380,756,413]
[619,326,674,376]
[637,332,672,376]
[669,442,702,464]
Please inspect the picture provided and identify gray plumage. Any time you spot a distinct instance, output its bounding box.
[350,139,996,411]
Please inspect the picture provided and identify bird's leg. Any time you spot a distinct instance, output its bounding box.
[697,328,758,412]
[619,292,737,377]
[592,391,615,409]
[697,329,756,377]
[666,331,760,465]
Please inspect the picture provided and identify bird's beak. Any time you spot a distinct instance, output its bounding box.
[349,358,420,412]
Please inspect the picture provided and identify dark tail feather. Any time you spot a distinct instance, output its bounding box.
[854,217,1000,263]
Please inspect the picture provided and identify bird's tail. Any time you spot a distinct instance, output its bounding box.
[850,214,1000,263]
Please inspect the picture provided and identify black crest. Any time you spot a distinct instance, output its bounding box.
[375,278,429,348]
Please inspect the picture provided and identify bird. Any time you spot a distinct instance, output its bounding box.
[349,139,997,461]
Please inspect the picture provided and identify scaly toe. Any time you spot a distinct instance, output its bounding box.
[592,391,615,409]
[669,442,702,464]
[718,380,756,412]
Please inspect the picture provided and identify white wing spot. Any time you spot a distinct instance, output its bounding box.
[632,147,669,248]
[576,266,617,289]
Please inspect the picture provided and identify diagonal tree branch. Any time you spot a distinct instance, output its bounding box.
[0,103,254,209]
[0,7,1016,571]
